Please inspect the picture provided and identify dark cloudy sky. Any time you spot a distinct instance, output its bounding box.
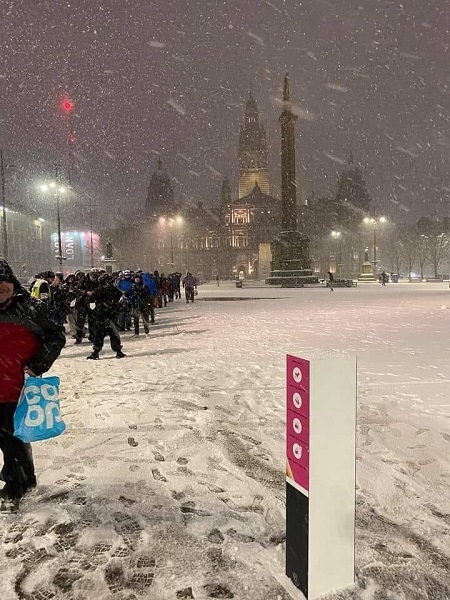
[0,0,448,228]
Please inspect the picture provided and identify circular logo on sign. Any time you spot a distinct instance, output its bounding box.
[293,443,302,460]
[293,367,302,383]
[293,418,302,434]
[292,392,302,409]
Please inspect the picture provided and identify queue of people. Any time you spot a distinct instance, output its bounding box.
[27,268,198,360]
[0,259,199,506]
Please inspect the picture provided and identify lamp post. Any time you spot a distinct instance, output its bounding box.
[89,196,94,269]
[169,221,174,268]
[40,181,67,267]
[72,188,97,269]
[0,150,14,261]
[160,215,184,271]
[83,194,97,268]
[363,215,386,274]
[331,230,342,275]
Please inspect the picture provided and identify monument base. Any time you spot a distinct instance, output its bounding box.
[358,262,378,282]
[266,269,319,286]
[266,230,319,286]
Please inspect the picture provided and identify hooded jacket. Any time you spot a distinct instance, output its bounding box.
[0,292,66,403]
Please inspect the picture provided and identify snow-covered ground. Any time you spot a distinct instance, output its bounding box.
[1,281,449,600]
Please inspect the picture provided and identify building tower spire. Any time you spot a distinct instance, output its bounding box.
[145,157,175,219]
[283,73,291,104]
[238,88,270,198]
[279,73,298,231]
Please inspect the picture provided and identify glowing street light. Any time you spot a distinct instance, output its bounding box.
[159,215,184,269]
[331,231,343,275]
[363,215,387,271]
[40,181,67,266]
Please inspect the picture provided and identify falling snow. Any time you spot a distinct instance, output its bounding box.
[167,98,187,116]
[0,0,447,223]
[326,83,349,93]
[323,152,347,165]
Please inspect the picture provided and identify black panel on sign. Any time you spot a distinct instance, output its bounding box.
[286,482,309,598]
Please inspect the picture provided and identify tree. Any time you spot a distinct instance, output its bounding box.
[384,225,402,274]
[399,229,418,280]
[428,233,450,278]
[416,218,450,278]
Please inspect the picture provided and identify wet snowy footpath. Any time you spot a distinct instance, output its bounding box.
[0,282,449,600]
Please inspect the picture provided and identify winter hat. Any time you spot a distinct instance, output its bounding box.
[0,258,20,290]
[41,270,55,280]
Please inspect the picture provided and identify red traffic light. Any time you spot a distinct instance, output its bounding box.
[62,98,74,112]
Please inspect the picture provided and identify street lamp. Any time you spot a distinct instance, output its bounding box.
[331,230,343,275]
[71,188,98,268]
[160,215,184,270]
[82,193,96,269]
[1,150,15,261]
[40,182,67,267]
[363,215,386,273]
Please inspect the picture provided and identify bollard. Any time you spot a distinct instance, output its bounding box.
[286,355,357,599]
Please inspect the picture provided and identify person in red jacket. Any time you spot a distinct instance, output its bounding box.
[0,259,66,502]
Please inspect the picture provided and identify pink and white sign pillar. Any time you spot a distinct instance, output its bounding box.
[286,355,357,599]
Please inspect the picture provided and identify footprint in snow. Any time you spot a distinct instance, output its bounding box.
[176,588,194,599]
[152,468,167,482]
[171,490,185,500]
[208,528,225,544]
[203,583,234,598]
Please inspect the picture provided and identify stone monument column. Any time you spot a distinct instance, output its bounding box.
[280,75,298,232]
[266,74,317,286]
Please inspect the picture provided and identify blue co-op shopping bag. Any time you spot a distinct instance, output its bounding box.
[13,376,66,443]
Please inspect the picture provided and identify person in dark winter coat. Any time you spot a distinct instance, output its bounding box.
[86,273,126,359]
[172,272,182,299]
[128,273,154,336]
[73,271,90,344]
[160,273,169,307]
[328,271,334,292]
[153,270,163,308]
[116,271,133,331]
[50,273,69,326]
[63,274,78,337]
[30,271,56,318]
[0,259,66,502]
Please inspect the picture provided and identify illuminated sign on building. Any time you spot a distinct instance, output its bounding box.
[50,231,101,269]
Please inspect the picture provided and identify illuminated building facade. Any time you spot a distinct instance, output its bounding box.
[0,207,54,280]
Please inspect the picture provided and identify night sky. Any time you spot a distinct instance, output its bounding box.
[0,0,448,228]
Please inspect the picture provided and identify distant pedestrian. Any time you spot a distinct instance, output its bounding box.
[328,271,334,291]
[216,274,220,287]
[182,272,196,303]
